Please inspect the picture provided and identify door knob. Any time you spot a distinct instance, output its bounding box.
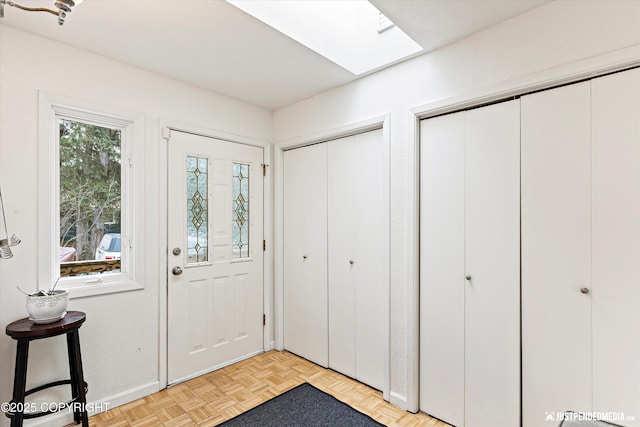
[465,275,471,281]
[349,260,354,265]
[172,247,181,256]
[580,287,590,294]
[172,266,183,276]
[303,255,307,260]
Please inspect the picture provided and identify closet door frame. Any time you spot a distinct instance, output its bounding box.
[274,115,391,401]
[408,48,640,413]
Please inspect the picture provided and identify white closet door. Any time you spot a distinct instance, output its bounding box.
[353,129,385,390]
[328,136,356,378]
[591,69,640,426]
[283,148,306,359]
[303,143,329,366]
[283,143,328,367]
[420,112,465,427]
[464,100,520,427]
[521,82,592,426]
[328,129,385,391]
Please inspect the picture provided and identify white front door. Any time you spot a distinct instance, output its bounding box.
[167,130,264,384]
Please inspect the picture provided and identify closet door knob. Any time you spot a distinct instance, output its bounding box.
[349,260,354,265]
[302,255,307,260]
[465,275,471,281]
[580,287,590,294]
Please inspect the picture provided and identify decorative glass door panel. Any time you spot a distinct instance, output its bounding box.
[186,156,209,264]
[168,131,264,384]
[232,162,250,259]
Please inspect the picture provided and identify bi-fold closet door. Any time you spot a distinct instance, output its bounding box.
[283,143,328,366]
[328,130,385,391]
[420,68,640,427]
[521,69,640,427]
[419,100,521,427]
[283,129,386,392]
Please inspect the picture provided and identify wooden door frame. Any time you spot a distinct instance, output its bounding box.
[274,115,391,401]
[158,119,273,389]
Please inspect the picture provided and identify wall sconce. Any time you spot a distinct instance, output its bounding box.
[0,0,83,26]
[0,184,21,259]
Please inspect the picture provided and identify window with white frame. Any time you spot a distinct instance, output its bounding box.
[58,118,123,274]
[39,94,144,297]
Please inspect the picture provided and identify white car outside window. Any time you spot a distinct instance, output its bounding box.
[95,233,121,260]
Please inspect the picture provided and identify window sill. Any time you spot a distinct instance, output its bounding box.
[61,276,143,299]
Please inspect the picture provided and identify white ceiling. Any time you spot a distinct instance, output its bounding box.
[0,0,549,110]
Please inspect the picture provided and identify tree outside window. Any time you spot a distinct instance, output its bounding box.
[59,119,122,274]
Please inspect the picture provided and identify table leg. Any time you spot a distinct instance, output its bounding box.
[10,340,29,427]
[66,331,88,426]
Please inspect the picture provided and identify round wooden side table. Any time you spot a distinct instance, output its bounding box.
[5,311,88,427]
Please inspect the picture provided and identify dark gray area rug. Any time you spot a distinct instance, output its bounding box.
[217,383,386,427]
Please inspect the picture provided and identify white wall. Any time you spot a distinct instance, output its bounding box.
[0,25,271,426]
[2,0,640,423]
[273,0,640,409]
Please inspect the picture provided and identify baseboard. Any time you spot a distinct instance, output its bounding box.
[25,381,160,426]
[95,381,161,412]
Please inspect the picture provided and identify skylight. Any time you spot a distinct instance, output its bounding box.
[226,0,423,75]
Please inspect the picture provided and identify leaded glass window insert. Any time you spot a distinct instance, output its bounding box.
[187,156,208,263]
[232,162,250,258]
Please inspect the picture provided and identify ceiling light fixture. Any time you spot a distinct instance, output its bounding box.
[0,0,83,26]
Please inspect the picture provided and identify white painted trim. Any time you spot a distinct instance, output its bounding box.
[93,381,160,413]
[389,391,409,411]
[262,143,275,351]
[411,44,640,119]
[26,381,160,427]
[276,115,388,150]
[405,109,421,413]
[274,114,392,402]
[37,91,146,298]
[380,115,391,403]
[158,124,169,390]
[273,142,285,352]
[38,92,62,293]
[158,119,272,389]
[407,43,640,413]
[160,118,270,149]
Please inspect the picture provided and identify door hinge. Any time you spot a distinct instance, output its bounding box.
[263,314,266,326]
[263,240,266,251]
[261,163,269,177]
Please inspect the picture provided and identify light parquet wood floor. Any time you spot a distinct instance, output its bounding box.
[87,350,451,427]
